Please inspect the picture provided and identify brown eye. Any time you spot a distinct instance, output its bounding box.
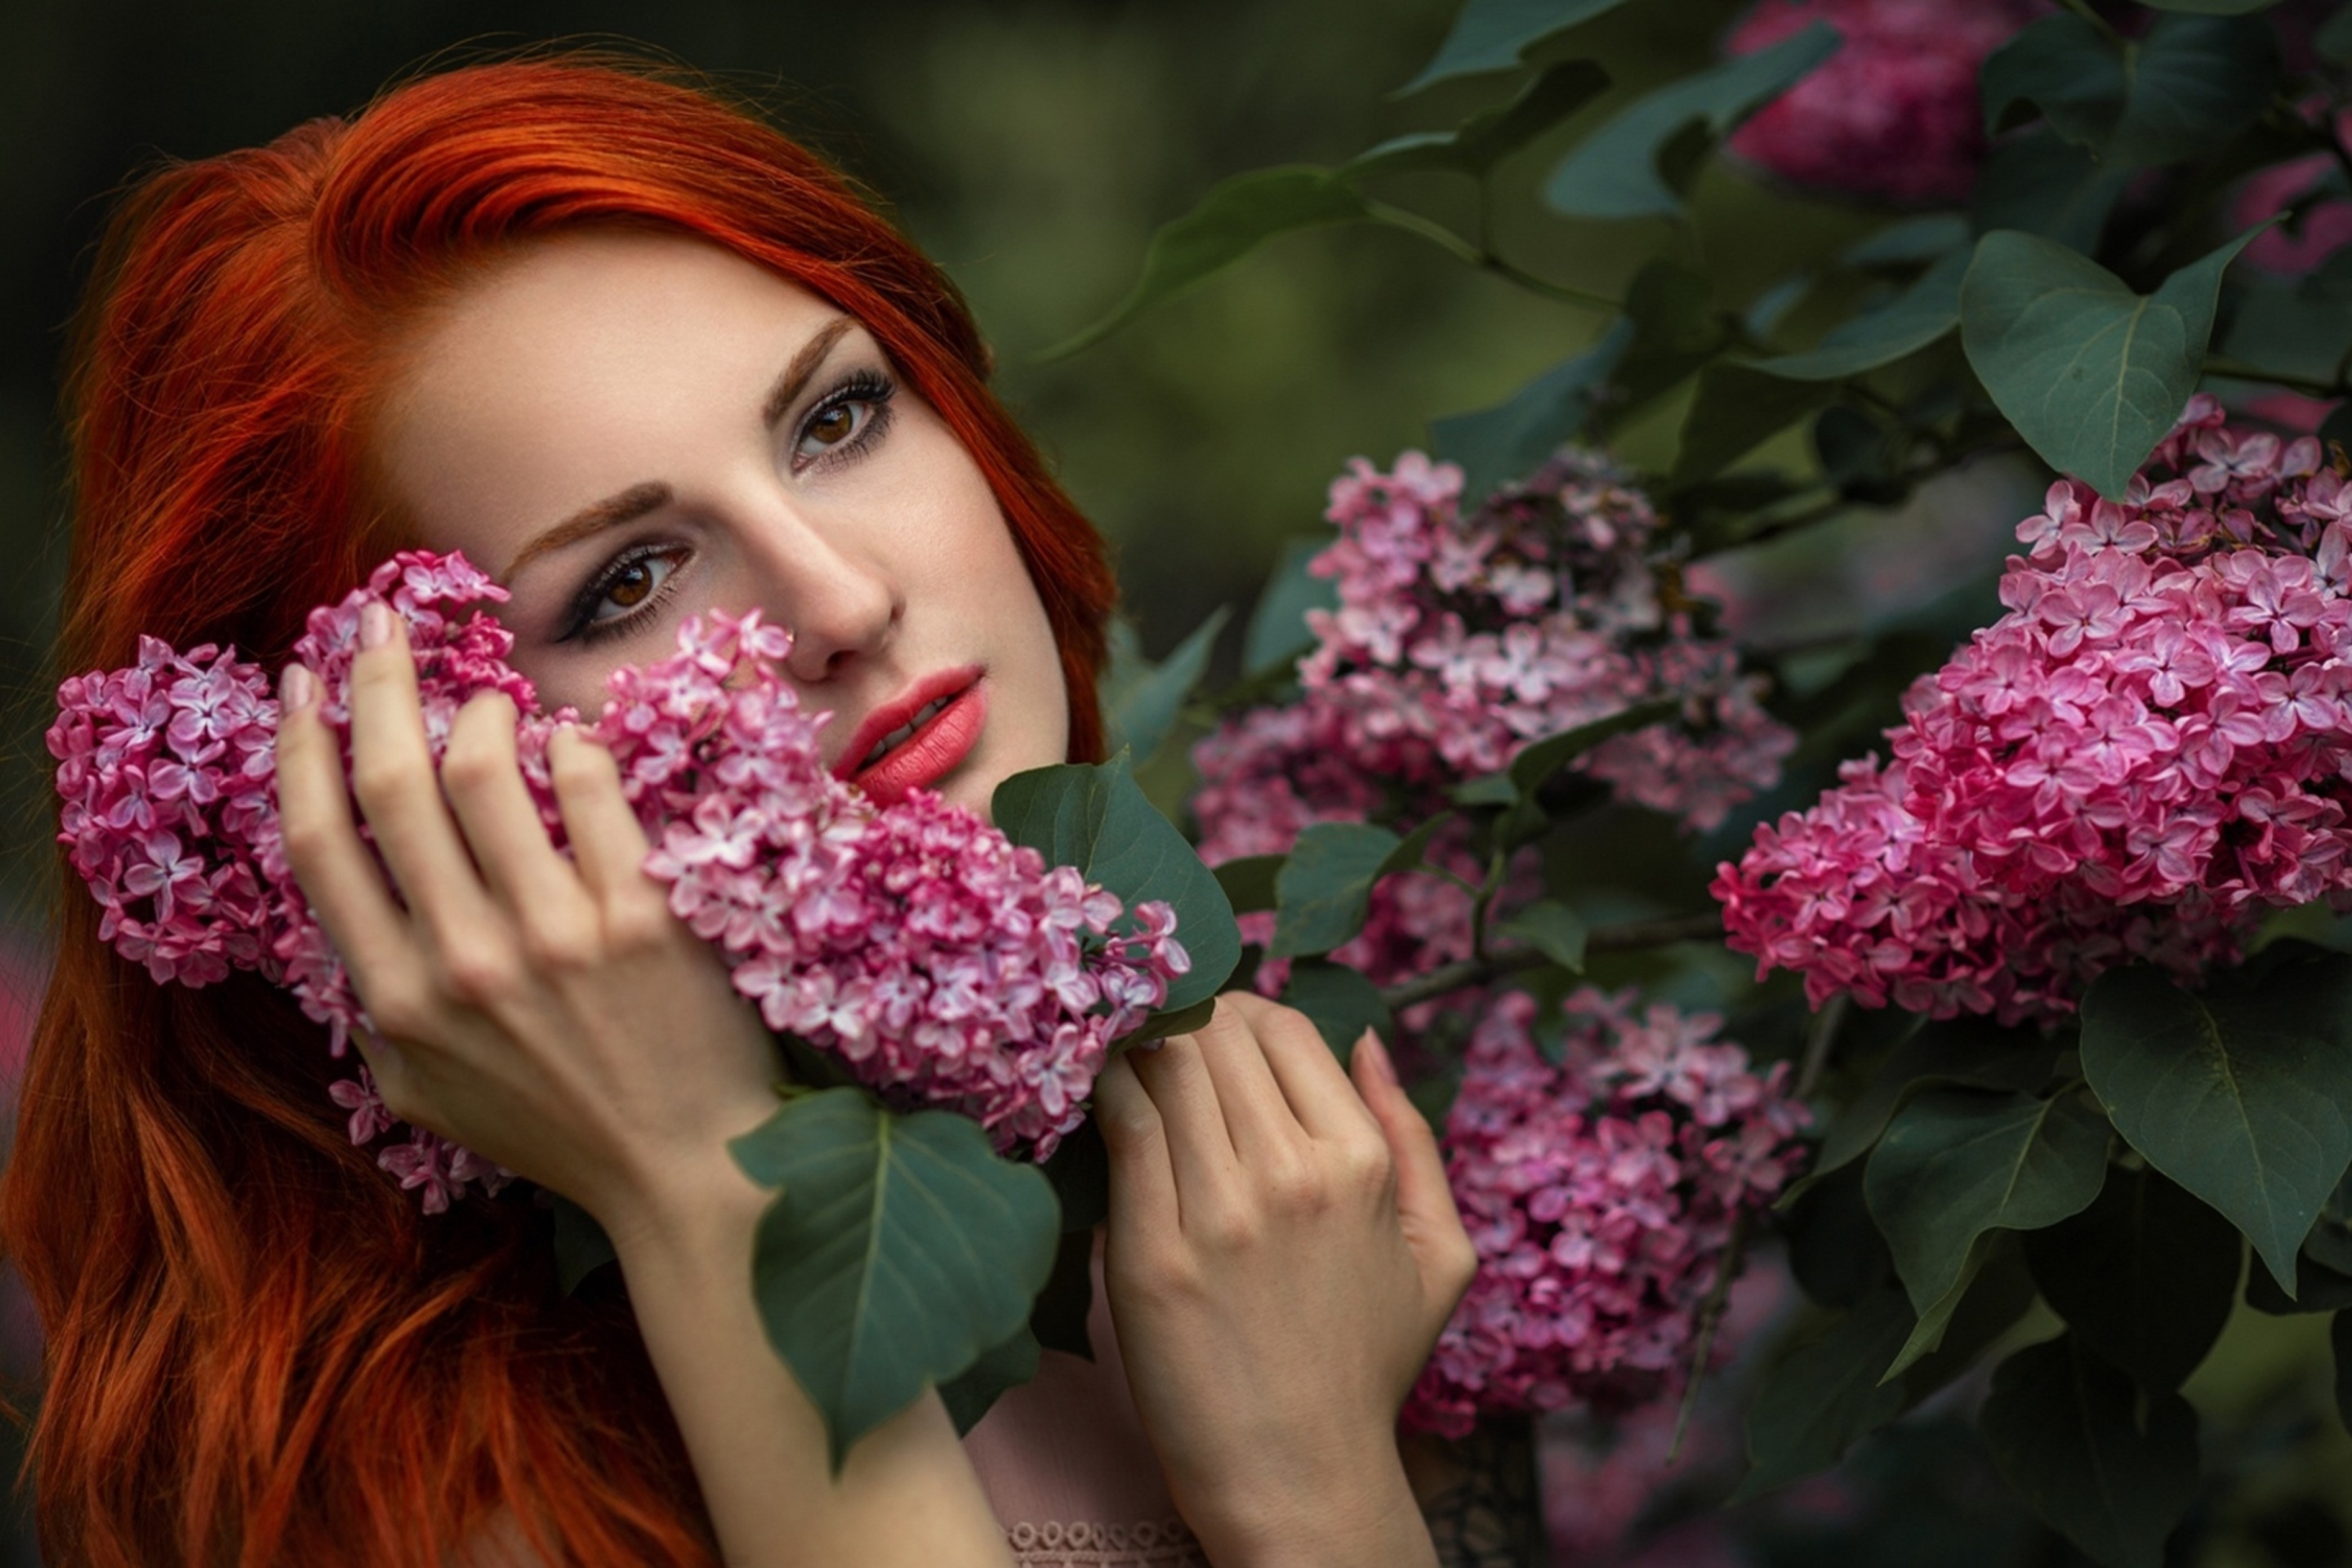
[795,398,872,461]
[606,560,657,608]
[581,548,684,633]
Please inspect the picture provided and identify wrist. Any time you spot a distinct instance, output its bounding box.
[1193,1443,1435,1568]
[595,1140,773,1280]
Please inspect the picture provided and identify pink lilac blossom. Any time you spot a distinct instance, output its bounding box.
[1401,990,1806,1439]
[1714,397,2352,1024]
[1191,449,1791,1007]
[1723,0,2047,207]
[50,552,1185,1209]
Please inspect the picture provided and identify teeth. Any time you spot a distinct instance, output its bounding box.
[859,696,952,771]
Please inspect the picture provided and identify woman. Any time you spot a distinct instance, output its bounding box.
[6,52,1478,1568]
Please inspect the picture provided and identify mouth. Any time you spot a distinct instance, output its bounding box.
[835,667,987,808]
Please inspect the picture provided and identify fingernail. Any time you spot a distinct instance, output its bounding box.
[1359,1030,1397,1085]
[1133,1037,1165,1055]
[359,601,392,649]
[280,663,315,711]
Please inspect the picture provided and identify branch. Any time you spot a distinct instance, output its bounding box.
[1377,910,1724,1010]
[1668,1205,1750,1463]
[2203,355,2345,399]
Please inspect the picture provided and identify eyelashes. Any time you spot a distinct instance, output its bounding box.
[557,366,899,645]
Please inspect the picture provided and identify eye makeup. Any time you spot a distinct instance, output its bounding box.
[552,364,900,646]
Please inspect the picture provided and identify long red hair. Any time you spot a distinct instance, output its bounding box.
[2,55,1116,1566]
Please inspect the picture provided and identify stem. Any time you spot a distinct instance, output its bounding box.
[1377,911,1724,1011]
[1479,254,1620,314]
[1796,991,1849,1101]
[1668,1206,1749,1464]
[2054,0,2121,42]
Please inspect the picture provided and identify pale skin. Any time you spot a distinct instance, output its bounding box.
[273,229,1477,1566]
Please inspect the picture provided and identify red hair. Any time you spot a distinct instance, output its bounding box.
[3,56,1116,1566]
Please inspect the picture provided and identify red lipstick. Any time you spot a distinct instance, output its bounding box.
[835,667,987,808]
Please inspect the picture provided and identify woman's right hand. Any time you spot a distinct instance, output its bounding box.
[1094,994,1477,1568]
[274,601,781,1241]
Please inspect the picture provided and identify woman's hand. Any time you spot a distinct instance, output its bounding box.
[274,603,778,1240]
[276,606,1011,1568]
[1094,993,1478,1568]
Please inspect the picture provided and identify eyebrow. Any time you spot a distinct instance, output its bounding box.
[497,317,861,584]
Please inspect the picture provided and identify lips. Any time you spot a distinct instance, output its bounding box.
[835,667,987,808]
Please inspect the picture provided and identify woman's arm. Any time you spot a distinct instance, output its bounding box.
[276,608,1009,1567]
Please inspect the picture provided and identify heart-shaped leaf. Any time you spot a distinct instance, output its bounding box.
[1864,1087,2110,1370]
[1270,822,1403,959]
[2023,1165,2240,1392]
[995,759,1241,1013]
[1980,1334,2200,1568]
[1241,536,1339,677]
[1104,608,1230,767]
[1430,318,1633,506]
[730,1089,1062,1464]
[1971,131,2132,255]
[1544,24,1841,219]
[1396,0,1633,94]
[1753,246,1971,382]
[937,1325,1041,1436]
[1668,364,1833,484]
[1352,61,1610,178]
[1280,959,1396,1060]
[1982,12,2278,167]
[2080,956,2352,1296]
[1731,1285,1914,1502]
[1960,225,2263,497]
[1494,898,1588,972]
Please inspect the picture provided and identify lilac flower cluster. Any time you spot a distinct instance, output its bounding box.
[51,553,1185,1208]
[1191,450,1793,998]
[1723,0,2047,207]
[1715,399,2352,1023]
[1401,991,1806,1439]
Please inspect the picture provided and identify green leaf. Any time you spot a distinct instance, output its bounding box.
[1784,1015,2057,1205]
[937,1325,1041,1436]
[1981,12,2279,167]
[1753,246,1971,382]
[1863,1087,2110,1365]
[1124,996,1216,1046]
[549,1192,619,1296]
[2080,957,2352,1296]
[2219,273,2352,394]
[730,1089,1062,1463]
[1241,537,1339,677]
[1731,1285,1914,1501]
[2243,1250,2352,1313]
[1843,215,1971,268]
[994,759,1240,1013]
[1430,318,1632,506]
[2024,1165,2242,1391]
[1210,855,1283,917]
[1494,898,1588,972]
[1544,24,1841,219]
[1041,169,1376,359]
[1396,0,1633,93]
[1028,1225,1095,1358]
[1900,1237,2039,1408]
[1352,61,1610,178]
[1971,131,2131,254]
[1979,1334,2200,1568]
[1610,260,1731,416]
[2323,2,2352,65]
[1280,960,1396,1061]
[1270,822,1403,959]
[1508,696,1686,798]
[1104,608,1229,766]
[1669,363,1834,484]
[1960,225,2264,498]
[1040,1119,1109,1235]
[2335,1310,2352,1433]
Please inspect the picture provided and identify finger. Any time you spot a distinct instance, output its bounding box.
[275,663,424,1000]
[1126,1027,1244,1219]
[1092,1055,1178,1238]
[1351,1029,1474,1303]
[1185,992,1306,1156]
[342,607,494,928]
[546,726,655,901]
[439,692,585,916]
[1224,991,1382,1144]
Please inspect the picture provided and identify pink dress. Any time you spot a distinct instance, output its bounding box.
[961,1236,1207,1568]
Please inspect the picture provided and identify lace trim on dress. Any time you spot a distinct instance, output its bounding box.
[1002,1517,1206,1567]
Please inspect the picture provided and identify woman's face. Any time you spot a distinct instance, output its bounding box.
[371,229,1069,817]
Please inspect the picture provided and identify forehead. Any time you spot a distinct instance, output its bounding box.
[372,230,844,547]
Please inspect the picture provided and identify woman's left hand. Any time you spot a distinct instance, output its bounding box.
[1094,993,1477,1568]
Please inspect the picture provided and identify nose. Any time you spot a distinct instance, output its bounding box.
[739,496,902,684]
